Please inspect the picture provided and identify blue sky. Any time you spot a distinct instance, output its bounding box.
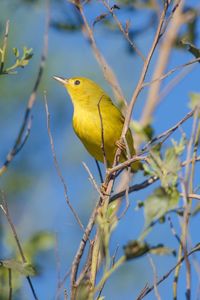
[0,1,200,299]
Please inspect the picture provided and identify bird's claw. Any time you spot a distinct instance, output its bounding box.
[100,183,110,196]
[115,139,126,151]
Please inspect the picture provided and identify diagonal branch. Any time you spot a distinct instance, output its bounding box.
[77,3,127,107]
[102,0,145,61]
[136,243,200,300]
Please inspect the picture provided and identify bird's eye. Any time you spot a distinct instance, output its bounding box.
[74,80,80,85]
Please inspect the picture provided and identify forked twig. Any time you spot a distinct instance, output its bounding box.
[143,57,200,88]
[102,0,145,61]
[44,92,84,232]
[142,109,195,151]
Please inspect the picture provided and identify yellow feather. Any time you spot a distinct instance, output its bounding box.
[54,76,140,171]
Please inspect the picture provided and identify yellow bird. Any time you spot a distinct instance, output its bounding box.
[53,76,140,172]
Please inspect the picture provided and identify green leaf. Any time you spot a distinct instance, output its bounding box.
[171,136,187,156]
[162,147,180,188]
[144,187,179,227]
[146,143,182,189]
[149,244,176,256]
[189,93,200,110]
[0,260,36,276]
[123,241,176,260]
[24,231,55,260]
[181,41,200,61]
[13,47,19,57]
[124,240,150,260]
[131,121,154,142]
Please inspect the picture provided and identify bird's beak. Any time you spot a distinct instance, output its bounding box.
[53,76,68,85]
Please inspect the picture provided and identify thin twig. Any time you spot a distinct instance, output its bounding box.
[181,109,199,300]
[55,234,61,299]
[142,109,195,151]
[0,1,50,177]
[168,216,182,246]
[70,200,101,294]
[94,256,126,293]
[102,0,145,61]
[148,255,161,300]
[136,243,200,300]
[44,92,84,231]
[110,175,158,203]
[77,3,127,106]
[55,268,71,300]
[0,192,38,300]
[8,268,12,300]
[64,289,68,300]
[97,95,107,168]
[95,160,104,183]
[143,57,200,88]
[82,161,104,197]
[159,65,194,102]
[75,241,94,287]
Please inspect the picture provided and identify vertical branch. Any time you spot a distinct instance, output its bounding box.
[0,20,10,73]
[97,95,107,169]
[148,255,161,300]
[182,108,200,299]
[8,268,12,300]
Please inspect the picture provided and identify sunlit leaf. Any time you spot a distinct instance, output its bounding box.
[123,240,176,260]
[171,136,187,156]
[144,187,179,226]
[149,244,176,256]
[24,231,55,260]
[131,121,154,142]
[124,240,150,260]
[181,41,200,61]
[13,47,19,57]
[0,260,36,276]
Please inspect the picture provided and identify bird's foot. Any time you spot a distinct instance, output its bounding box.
[100,183,110,197]
[115,139,126,152]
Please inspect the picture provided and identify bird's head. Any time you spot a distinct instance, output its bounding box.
[53,76,105,106]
